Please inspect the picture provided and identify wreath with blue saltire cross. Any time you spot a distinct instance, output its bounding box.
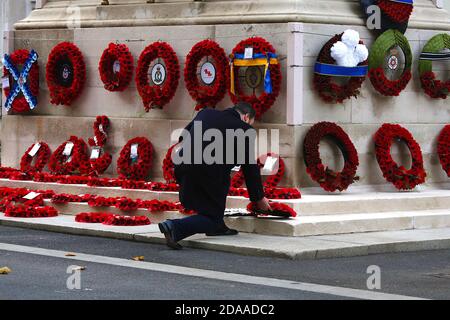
[2,49,39,113]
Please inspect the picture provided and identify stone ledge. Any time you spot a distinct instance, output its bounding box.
[2,213,450,260]
[14,0,450,31]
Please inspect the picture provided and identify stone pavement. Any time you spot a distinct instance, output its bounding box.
[2,213,450,260]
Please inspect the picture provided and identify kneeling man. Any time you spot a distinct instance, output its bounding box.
[158,102,271,249]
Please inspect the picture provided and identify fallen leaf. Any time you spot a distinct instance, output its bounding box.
[65,253,76,257]
[0,267,11,274]
[72,266,86,271]
[132,256,145,261]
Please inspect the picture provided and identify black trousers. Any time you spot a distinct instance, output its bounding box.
[170,164,231,242]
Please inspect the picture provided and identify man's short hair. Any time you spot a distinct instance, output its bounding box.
[233,102,256,119]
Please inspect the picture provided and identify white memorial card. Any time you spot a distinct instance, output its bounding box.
[244,47,254,59]
[90,147,101,160]
[232,166,241,172]
[261,156,278,175]
[63,142,74,156]
[23,192,40,200]
[28,143,41,157]
[130,143,139,160]
[2,77,10,89]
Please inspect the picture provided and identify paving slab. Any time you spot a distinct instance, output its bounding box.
[1,213,450,261]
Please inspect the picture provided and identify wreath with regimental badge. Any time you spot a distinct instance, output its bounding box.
[314,30,369,104]
[374,123,426,190]
[303,122,360,192]
[229,37,281,120]
[368,29,412,96]
[46,42,86,106]
[419,33,450,100]
[2,49,39,113]
[136,42,180,111]
[99,43,134,92]
[184,40,229,111]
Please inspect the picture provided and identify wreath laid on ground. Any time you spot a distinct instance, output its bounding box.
[231,153,285,188]
[2,49,39,113]
[184,40,229,111]
[48,136,91,175]
[303,122,360,192]
[136,42,180,111]
[246,201,297,218]
[46,42,86,106]
[437,125,450,177]
[418,33,450,100]
[368,29,412,96]
[117,137,153,181]
[88,115,112,176]
[1,191,58,218]
[102,215,151,226]
[314,30,369,104]
[374,123,426,190]
[75,212,113,223]
[20,142,51,173]
[360,0,413,34]
[99,43,134,92]
[229,37,281,120]
[163,143,179,183]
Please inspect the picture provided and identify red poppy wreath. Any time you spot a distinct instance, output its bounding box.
[136,42,180,111]
[117,137,153,181]
[303,122,359,192]
[99,43,134,92]
[374,123,426,190]
[184,39,229,111]
[229,37,282,120]
[2,49,39,113]
[313,30,368,104]
[46,42,86,106]
[246,201,297,218]
[88,115,112,176]
[162,143,179,183]
[48,136,91,175]
[20,142,51,173]
[437,125,450,178]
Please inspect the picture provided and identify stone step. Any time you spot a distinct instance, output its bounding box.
[0,178,297,211]
[297,188,450,216]
[224,210,450,237]
[3,179,450,217]
[46,200,185,225]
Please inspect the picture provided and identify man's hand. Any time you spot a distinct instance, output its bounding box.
[255,197,271,212]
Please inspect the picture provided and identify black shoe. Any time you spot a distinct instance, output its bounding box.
[206,228,239,237]
[158,221,183,250]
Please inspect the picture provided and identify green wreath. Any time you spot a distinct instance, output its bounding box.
[418,33,450,99]
[368,29,412,96]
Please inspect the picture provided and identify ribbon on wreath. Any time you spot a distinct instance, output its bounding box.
[2,50,39,111]
[314,62,368,77]
[389,0,413,4]
[419,52,450,61]
[230,52,279,95]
